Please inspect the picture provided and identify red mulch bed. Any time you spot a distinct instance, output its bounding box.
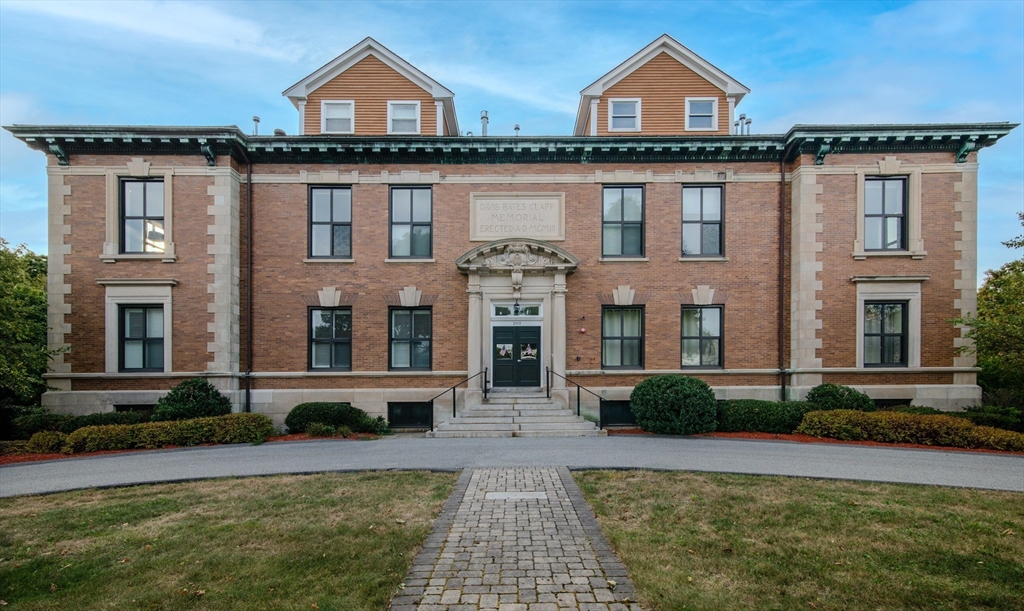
[3,430,1019,465]
[0,433,377,466]
[605,428,1023,455]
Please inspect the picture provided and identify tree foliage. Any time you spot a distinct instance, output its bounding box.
[955,212,1024,392]
[0,238,52,407]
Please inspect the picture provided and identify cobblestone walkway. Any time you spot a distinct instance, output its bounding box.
[391,467,642,611]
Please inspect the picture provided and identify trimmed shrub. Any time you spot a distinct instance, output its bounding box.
[26,430,67,453]
[806,383,875,412]
[62,413,273,454]
[58,411,147,434]
[630,375,717,435]
[796,409,1024,452]
[958,404,1023,433]
[716,400,815,434]
[879,405,943,415]
[306,422,336,437]
[284,402,386,434]
[151,378,232,422]
[335,425,352,438]
[12,413,72,439]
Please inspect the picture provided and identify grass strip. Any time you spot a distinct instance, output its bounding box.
[575,470,1024,611]
[0,471,456,610]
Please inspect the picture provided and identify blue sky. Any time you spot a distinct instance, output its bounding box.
[1,0,1021,277]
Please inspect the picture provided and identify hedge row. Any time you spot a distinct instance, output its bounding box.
[716,400,816,434]
[12,411,152,440]
[796,409,1024,452]
[284,402,389,435]
[33,413,274,454]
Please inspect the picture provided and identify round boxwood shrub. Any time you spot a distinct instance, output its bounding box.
[151,378,232,422]
[285,402,377,434]
[306,422,336,437]
[630,374,717,435]
[26,430,68,453]
[806,383,875,412]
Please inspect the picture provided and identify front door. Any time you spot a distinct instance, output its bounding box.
[492,326,541,387]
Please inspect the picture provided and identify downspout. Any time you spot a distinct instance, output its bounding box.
[779,139,799,401]
[234,139,254,413]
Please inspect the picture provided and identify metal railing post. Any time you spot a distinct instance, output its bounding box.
[484,368,489,399]
[430,399,434,432]
[452,389,457,419]
[598,398,603,429]
[545,367,550,398]
[577,385,581,417]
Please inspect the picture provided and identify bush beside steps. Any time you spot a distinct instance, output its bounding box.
[25,413,274,454]
[285,402,390,435]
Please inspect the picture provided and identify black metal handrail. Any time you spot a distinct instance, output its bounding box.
[545,367,603,420]
[427,368,489,430]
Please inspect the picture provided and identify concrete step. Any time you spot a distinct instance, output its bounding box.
[517,422,597,431]
[513,415,589,423]
[435,423,518,431]
[426,430,515,438]
[514,429,607,437]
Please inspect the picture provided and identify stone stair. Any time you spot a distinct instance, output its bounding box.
[425,391,606,438]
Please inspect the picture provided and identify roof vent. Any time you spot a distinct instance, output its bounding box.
[514,124,520,137]
[273,128,286,137]
[252,116,260,136]
[481,110,489,137]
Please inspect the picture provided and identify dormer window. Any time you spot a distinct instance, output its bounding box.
[388,101,421,134]
[608,99,641,132]
[685,97,718,131]
[322,101,353,134]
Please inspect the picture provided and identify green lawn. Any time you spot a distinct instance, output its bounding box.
[0,471,456,610]
[575,470,1024,611]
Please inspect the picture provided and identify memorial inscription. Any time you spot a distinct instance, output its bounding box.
[469,192,566,241]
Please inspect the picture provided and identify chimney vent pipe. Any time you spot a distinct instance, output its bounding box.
[480,110,489,137]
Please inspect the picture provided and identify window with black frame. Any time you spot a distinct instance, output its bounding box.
[602,186,644,257]
[121,179,165,254]
[309,308,352,370]
[309,187,352,258]
[601,306,643,368]
[681,306,722,367]
[120,305,164,371]
[390,187,432,258]
[864,301,907,366]
[865,177,906,251]
[390,307,431,369]
[682,186,723,256]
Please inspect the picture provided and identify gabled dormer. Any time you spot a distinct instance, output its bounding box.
[574,34,749,137]
[283,37,459,136]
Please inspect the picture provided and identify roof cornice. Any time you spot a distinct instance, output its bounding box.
[4,123,1016,166]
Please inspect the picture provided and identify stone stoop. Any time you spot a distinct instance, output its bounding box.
[425,391,605,438]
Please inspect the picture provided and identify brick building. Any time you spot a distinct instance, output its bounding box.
[6,35,1016,433]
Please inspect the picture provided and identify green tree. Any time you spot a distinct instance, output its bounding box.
[955,212,1024,391]
[0,238,52,407]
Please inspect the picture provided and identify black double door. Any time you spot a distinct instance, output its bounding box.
[492,326,541,387]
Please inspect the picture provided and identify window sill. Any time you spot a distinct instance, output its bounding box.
[607,127,641,133]
[303,258,355,264]
[679,256,729,262]
[599,257,649,263]
[385,258,435,263]
[852,251,926,260]
[101,254,176,263]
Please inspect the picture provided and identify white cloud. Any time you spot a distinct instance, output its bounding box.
[3,0,300,61]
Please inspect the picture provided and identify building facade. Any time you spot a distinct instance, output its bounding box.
[6,35,1016,427]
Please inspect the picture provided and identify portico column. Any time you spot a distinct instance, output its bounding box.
[551,270,567,391]
[467,272,483,392]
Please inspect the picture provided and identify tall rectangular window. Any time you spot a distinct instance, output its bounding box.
[602,186,644,257]
[608,99,640,131]
[602,307,643,368]
[390,308,432,370]
[120,305,164,372]
[865,177,906,250]
[322,101,353,134]
[864,302,907,366]
[681,306,722,367]
[390,187,432,258]
[121,179,165,254]
[309,187,352,258]
[388,101,420,134]
[309,308,351,370]
[682,186,723,256]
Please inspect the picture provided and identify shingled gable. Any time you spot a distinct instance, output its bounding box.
[573,34,751,136]
[282,36,459,135]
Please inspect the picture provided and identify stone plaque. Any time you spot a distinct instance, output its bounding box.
[470,192,565,241]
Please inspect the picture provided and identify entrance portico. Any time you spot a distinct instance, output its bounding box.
[457,239,579,408]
